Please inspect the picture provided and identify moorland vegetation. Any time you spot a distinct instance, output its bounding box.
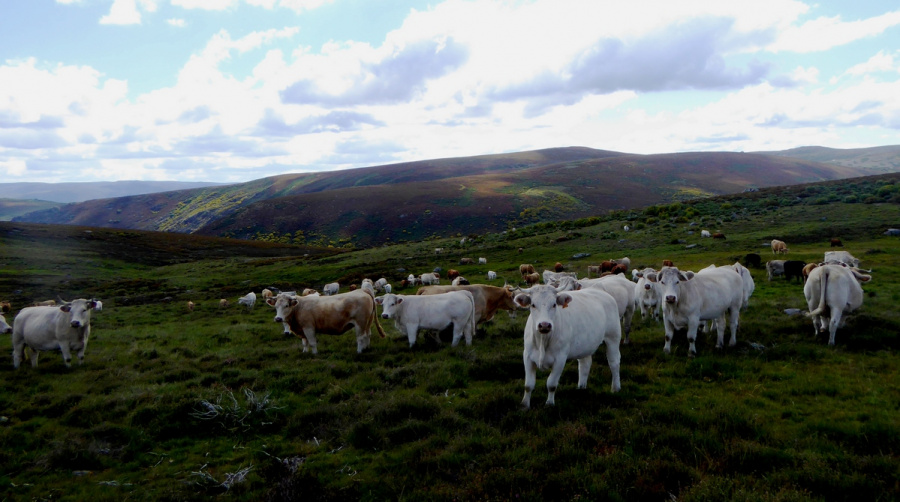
[1,173,899,500]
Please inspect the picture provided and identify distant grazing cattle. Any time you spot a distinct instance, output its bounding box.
[802,263,818,282]
[32,300,56,307]
[238,292,257,310]
[515,285,621,409]
[519,264,535,276]
[376,291,476,347]
[419,273,439,285]
[219,299,229,308]
[830,238,843,247]
[804,264,871,345]
[447,269,460,280]
[661,260,675,267]
[0,301,10,313]
[384,284,392,294]
[302,288,318,296]
[323,282,340,296]
[518,247,524,254]
[524,272,541,286]
[478,257,487,264]
[12,298,97,368]
[647,266,743,356]
[451,276,470,286]
[600,261,616,274]
[187,300,195,311]
[611,264,628,276]
[712,232,726,239]
[374,278,388,292]
[884,228,900,237]
[434,248,443,254]
[824,251,860,268]
[783,260,806,283]
[554,262,564,272]
[771,239,788,254]
[611,257,631,270]
[701,230,711,238]
[267,291,385,354]
[623,225,630,231]
[766,260,786,281]
[349,284,359,291]
[417,284,518,325]
[459,257,475,265]
[261,289,274,299]
[487,271,497,280]
[743,253,762,269]
[571,274,637,344]
[588,265,601,278]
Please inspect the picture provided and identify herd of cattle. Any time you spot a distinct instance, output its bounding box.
[2,240,875,408]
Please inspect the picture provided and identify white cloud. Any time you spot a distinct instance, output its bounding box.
[246,0,334,12]
[791,66,819,84]
[844,50,898,76]
[0,159,28,177]
[167,18,187,27]
[768,10,900,53]
[171,0,238,10]
[100,0,142,25]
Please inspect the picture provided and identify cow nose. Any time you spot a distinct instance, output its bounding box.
[274,316,283,323]
[381,314,389,319]
[537,322,552,334]
[70,321,81,328]
[2,328,10,334]
[644,284,651,290]
[665,295,676,304]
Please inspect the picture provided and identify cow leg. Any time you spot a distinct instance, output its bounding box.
[29,349,39,368]
[715,315,727,348]
[663,319,675,354]
[522,357,537,410]
[728,307,740,347]
[605,340,622,393]
[828,312,842,346]
[405,323,419,348]
[622,303,634,344]
[354,323,370,353]
[576,356,592,389]
[544,358,568,406]
[451,321,464,347]
[302,328,318,355]
[687,318,701,356]
[12,340,25,369]
[59,344,73,368]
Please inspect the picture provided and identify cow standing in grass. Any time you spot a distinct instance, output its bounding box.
[804,264,870,346]
[515,285,621,409]
[267,291,385,354]
[376,291,476,347]
[12,298,97,368]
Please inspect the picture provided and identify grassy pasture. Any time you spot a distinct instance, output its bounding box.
[0,197,899,500]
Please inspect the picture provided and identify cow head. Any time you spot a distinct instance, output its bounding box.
[553,276,580,292]
[515,285,571,336]
[0,313,11,334]
[58,298,96,328]
[267,293,299,323]
[375,294,401,319]
[647,267,693,304]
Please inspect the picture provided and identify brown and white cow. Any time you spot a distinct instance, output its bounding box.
[266,290,385,354]
[416,284,518,326]
[524,272,541,286]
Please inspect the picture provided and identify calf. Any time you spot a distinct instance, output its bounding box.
[647,266,743,356]
[459,257,475,265]
[478,257,487,264]
[804,264,870,345]
[376,291,476,347]
[12,298,97,368]
[515,285,621,409]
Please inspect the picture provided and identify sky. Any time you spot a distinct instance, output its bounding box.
[2,0,900,184]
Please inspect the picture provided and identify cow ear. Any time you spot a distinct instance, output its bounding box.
[557,293,572,308]
[574,282,583,290]
[395,297,403,304]
[266,298,276,307]
[374,297,384,305]
[680,272,694,280]
[290,298,299,306]
[59,304,71,312]
[514,294,531,308]
[646,273,657,283]
[88,301,97,309]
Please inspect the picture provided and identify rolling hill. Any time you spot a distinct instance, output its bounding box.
[11,147,873,247]
[0,180,227,203]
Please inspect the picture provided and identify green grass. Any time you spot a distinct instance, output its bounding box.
[0,192,898,500]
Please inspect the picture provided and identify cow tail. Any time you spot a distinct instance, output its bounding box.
[371,300,386,338]
[808,269,829,317]
[468,293,476,339]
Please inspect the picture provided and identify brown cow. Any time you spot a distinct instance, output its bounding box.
[554,262,564,272]
[600,261,616,273]
[712,233,726,239]
[416,284,518,325]
[830,238,843,247]
[267,290,385,354]
[261,289,274,299]
[523,272,541,285]
[187,300,195,311]
[662,260,675,267]
[447,269,460,280]
[771,239,788,254]
[519,264,535,276]
[611,264,628,275]
[459,258,475,265]
[0,301,10,313]
[802,262,818,282]
[349,284,359,291]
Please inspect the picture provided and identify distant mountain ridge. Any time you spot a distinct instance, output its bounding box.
[14,146,883,247]
[0,181,227,203]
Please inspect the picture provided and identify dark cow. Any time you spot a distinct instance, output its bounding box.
[519,264,536,276]
[743,253,762,269]
[830,238,843,247]
[712,233,726,239]
[459,258,475,265]
[784,260,806,283]
[554,262,564,273]
[600,261,616,274]
[662,260,675,267]
[447,269,460,280]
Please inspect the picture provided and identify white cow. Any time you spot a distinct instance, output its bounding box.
[93,300,103,311]
[573,274,636,344]
[542,270,577,285]
[766,260,786,281]
[0,313,11,335]
[487,271,497,280]
[360,280,376,297]
[515,285,621,409]
[734,263,755,309]
[419,273,439,285]
[647,266,744,356]
[824,251,860,268]
[701,230,711,238]
[375,291,476,347]
[383,284,392,294]
[634,269,661,321]
[374,278,388,292]
[478,257,487,264]
[804,264,870,345]
[238,292,256,310]
[12,298,97,368]
[323,282,340,296]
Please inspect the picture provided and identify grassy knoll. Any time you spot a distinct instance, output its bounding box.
[0,192,898,500]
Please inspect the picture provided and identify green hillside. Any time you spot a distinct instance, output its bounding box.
[1,173,899,500]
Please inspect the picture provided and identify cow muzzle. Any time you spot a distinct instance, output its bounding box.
[2,327,11,334]
[665,295,676,304]
[381,314,391,319]
[274,316,283,323]
[644,284,651,290]
[70,321,81,328]
[537,322,552,334]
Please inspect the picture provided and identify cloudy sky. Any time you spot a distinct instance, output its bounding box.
[2,0,900,183]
